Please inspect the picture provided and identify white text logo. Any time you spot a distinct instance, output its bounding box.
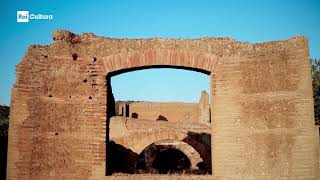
[17,11,54,23]
[17,11,29,22]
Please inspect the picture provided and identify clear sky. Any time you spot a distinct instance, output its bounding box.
[0,0,320,105]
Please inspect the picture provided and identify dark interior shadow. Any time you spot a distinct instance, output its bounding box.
[0,105,9,180]
[131,112,138,119]
[107,141,139,174]
[156,115,168,121]
[135,144,192,174]
[183,131,212,174]
[0,135,7,179]
[105,75,115,175]
[152,148,191,174]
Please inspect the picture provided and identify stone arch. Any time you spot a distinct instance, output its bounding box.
[102,49,217,75]
[109,116,212,174]
[112,129,212,172]
[138,139,203,172]
[132,131,195,154]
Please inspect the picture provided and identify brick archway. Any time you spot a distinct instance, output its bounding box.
[117,130,211,169]
[7,30,318,179]
[103,48,215,125]
[103,48,216,175]
[109,117,212,173]
[138,139,204,173]
[102,49,216,74]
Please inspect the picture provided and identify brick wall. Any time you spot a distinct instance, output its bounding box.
[7,30,319,179]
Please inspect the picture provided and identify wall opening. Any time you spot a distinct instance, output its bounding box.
[152,148,191,174]
[135,139,208,174]
[105,66,212,176]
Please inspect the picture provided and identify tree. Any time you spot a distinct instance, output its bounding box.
[311,58,320,125]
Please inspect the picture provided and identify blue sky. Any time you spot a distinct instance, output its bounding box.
[0,0,320,105]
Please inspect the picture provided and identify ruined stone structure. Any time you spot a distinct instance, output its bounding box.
[109,116,211,174]
[109,91,212,175]
[116,90,211,123]
[7,30,319,179]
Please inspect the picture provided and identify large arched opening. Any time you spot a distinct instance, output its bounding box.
[105,64,213,175]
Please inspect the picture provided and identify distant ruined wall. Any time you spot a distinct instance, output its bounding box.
[198,91,210,123]
[7,30,319,179]
[128,102,199,123]
[116,91,211,123]
[109,116,211,154]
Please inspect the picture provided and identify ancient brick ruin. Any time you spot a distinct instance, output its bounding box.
[116,90,210,123]
[109,91,212,174]
[7,30,319,179]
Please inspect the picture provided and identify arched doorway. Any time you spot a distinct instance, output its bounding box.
[106,65,212,175]
[135,139,208,174]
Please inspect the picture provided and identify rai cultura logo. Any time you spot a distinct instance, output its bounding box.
[17,11,53,23]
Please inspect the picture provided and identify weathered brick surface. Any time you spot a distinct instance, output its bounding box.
[7,30,319,179]
[109,116,212,171]
[117,90,211,123]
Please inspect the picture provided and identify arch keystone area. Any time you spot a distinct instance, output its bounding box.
[102,49,216,74]
[7,30,319,179]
